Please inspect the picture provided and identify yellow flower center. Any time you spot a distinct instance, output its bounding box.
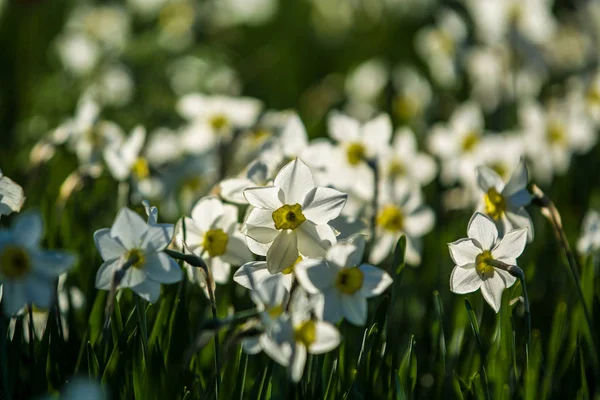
[202,229,229,258]
[209,114,229,132]
[376,205,404,232]
[282,255,302,275]
[489,162,508,180]
[0,245,31,279]
[267,304,285,319]
[346,142,366,166]
[272,204,306,231]
[132,157,150,180]
[394,95,419,121]
[435,30,455,55]
[335,267,364,295]
[484,187,506,221]
[125,248,145,269]
[475,250,495,280]
[547,121,566,145]
[389,159,406,177]
[294,320,317,348]
[461,132,480,152]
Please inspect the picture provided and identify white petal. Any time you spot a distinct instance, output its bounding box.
[120,267,147,288]
[260,331,292,366]
[496,269,517,289]
[233,262,269,290]
[266,231,298,274]
[142,223,174,251]
[467,212,498,250]
[242,337,262,354]
[31,250,77,278]
[253,274,289,308]
[341,294,367,326]
[175,217,204,251]
[505,209,535,242]
[361,113,392,156]
[368,233,396,265]
[0,176,25,216]
[243,208,278,243]
[481,273,506,313]
[476,166,503,192]
[245,236,271,256]
[24,275,53,309]
[309,321,341,354]
[13,211,43,248]
[502,159,529,198]
[448,238,480,266]
[302,187,347,224]
[243,186,283,210]
[94,229,125,261]
[290,344,308,382]
[1,282,27,315]
[110,207,148,249]
[220,178,254,204]
[208,257,231,284]
[274,159,314,204]
[449,264,482,294]
[319,290,344,323]
[191,197,224,232]
[326,241,363,269]
[492,228,528,262]
[297,222,336,258]
[143,252,182,284]
[295,259,336,294]
[131,279,161,303]
[221,231,253,266]
[328,111,361,142]
[95,259,120,290]
[404,206,435,238]
[359,264,392,297]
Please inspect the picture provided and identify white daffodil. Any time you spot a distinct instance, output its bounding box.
[104,125,149,182]
[370,181,435,266]
[260,289,341,382]
[577,210,600,255]
[219,159,275,204]
[0,170,25,218]
[428,101,487,186]
[520,99,596,182]
[175,196,251,285]
[295,236,392,325]
[177,93,263,153]
[379,127,437,187]
[241,274,290,355]
[94,207,182,303]
[0,212,76,315]
[242,158,346,274]
[391,65,432,123]
[475,159,533,241]
[233,259,295,292]
[344,58,389,119]
[448,212,528,312]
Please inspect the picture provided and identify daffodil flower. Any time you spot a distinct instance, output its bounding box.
[242,158,347,274]
[175,196,252,284]
[448,212,528,312]
[104,125,149,182]
[475,158,533,241]
[295,236,392,325]
[0,169,25,218]
[233,260,295,292]
[577,210,600,255]
[260,289,341,382]
[0,212,76,315]
[94,207,182,303]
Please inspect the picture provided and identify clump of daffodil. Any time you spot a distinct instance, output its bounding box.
[295,236,392,325]
[242,158,347,274]
[448,212,528,312]
[475,158,533,241]
[0,212,76,315]
[94,206,182,303]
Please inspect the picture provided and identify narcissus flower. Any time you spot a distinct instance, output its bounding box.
[104,125,149,182]
[0,170,25,218]
[175,196,252,284]
[260,289,341,382]
[475,158,533,241]
[94,207,182,303]
[295,236,392,325]
[242,158,346,274]
[448,212,527,312]
[0,212,76,315]
[233,259,295,292]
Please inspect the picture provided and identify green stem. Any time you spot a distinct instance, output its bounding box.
[135,296,148,361]
[465,299,491,400]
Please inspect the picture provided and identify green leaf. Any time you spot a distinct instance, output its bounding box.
[88,291,107,346]
[398,335,417,398]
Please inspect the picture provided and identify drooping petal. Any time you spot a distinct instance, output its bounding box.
[295,259,336,294]
[274,159,314,204]
[31,250,77,278]
[302,187,347,224]
[13,211,43,249]
[131,279,161,303]
[476,166,504,192]
[260,328,293,366]
[191,197,224,232]
[110,207,148,249]
[94,228,126,261]
[318,290,343,323]
[492,228,528,262]
[341,294,368,326]
[289,344,307,382]
[142,223,174,252]
[297,222,336,258]
[143,252,182,284]
[449,264,482,294]
[266,231,299,274]
[359,264,392,297]
[243,186,283,210]
[467,212,498,250]
[245,236,270,256]
[448,238,481,266]
[1,281,27,315]
[502,158,529,198]
[95,259,120,290]
[309,321,341,354]
[481,273,506,313]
